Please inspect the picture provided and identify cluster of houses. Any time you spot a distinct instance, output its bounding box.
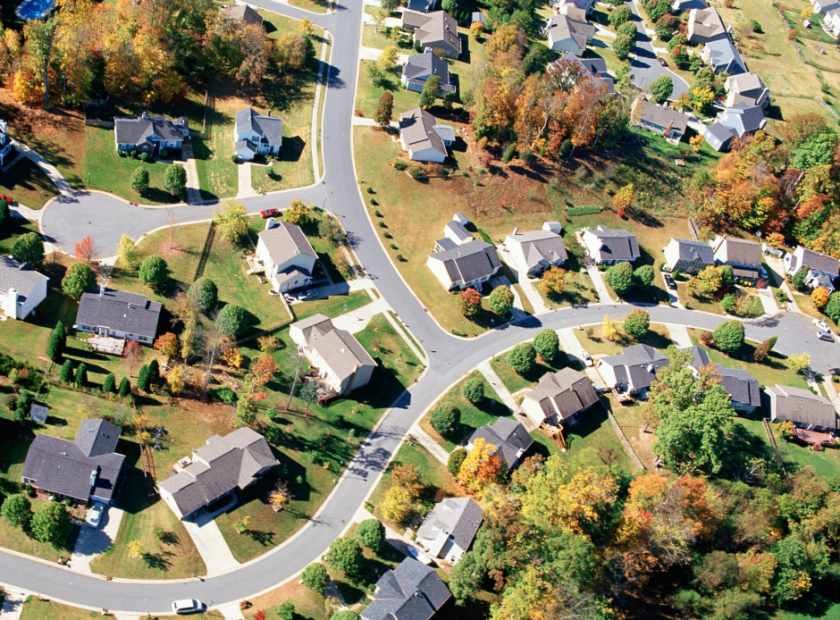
[810,0,840,39]
[543,0,597,57]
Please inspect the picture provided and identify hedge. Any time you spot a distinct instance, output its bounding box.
[566,205,603,216]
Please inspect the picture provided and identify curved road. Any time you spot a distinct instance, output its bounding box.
[7,0,840,614]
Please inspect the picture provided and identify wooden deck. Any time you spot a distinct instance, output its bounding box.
[793,427,838,450]
[88,335,125,356]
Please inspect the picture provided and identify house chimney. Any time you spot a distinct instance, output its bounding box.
[512,228,519,235]
[99,286,106,297]
[265,217,275,230]
[90,468,98,487]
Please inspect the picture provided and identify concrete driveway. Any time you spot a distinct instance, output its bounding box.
[70,505,124,574]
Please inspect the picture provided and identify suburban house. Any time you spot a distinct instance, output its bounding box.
[427,240,502,290]
[401,49,456,95]
[398,108,454,163]
[222,3,263,26]
[687,7,727,43]
[547,52,615,93]
[724,73,770,108]
[466,418,534,470]
[522,367,601,428]
[401,10,462,58]
[764,385,838,431]
[0,120,12,166]
[784,245,840,292]
[503,222,567,276]
[361,559,452,620]
[416,498,484,564]
[711,235,762,280]
[234,107,283,161]
[289,314,377,397]
[811,0,840,13]
[255,219,318,293]
[21,419,125,506]
[598,344,670,396]
[158,428,279,520]
[701,37,747,75]
[0,256,48,320]
[74,288,162,345]
[663,238,715,275]
[702,121,738,151]
[684,347,761,413]
[114,113,189,153]
[581,225,641,265]
[552,0,596,16]
[631,100,689,141]
[444,220,473,246]
[543,14,595,56]
[715,102,766,138]
[824,8,840,37]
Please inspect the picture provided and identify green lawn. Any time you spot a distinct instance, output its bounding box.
[192,83,240,200]
[357,61,421,119]
[677,283,764,318]
[83,127,182,204]
[490,349,574,395]
[244,579,329,620]
[19,597,223,620]
[306,210,358,284]
[362,24,399,50]
[533,255,598,308]
[288,0,329,12]
[0,156,59,209]
[292,290,372,321]
[737,418,840,479]
[578,323,673,357]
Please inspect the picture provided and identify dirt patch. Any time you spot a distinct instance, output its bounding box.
[170,396,235,434]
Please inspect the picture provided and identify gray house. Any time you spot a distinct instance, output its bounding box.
[522,367,600,428]
[543,14,595,56]
[684,347,761,413]
[581,225,640,265]
[503,222,567,276]
[547,52,616,94]
[21,419,126,506]
[401,49,456,95]
[427,240,501,290]
[764,385,838,431]
[663,238,715,274]
[416,498,483,564]
[466,417,534,470]
[402,10,462,58]
[702,122,738,151]
[234,107,283,161]
[362,559,452,620]
[114,113,189,153]
[725,73,770,108]
[715,102,766,138]
[784,245,840,293]
[598,344,670,396]
[687,7,727,43]
[632,100,689,141]
[0,255,48,320]
[74,288,162,345]
[701,37,747,75]
[222,4,263,27]
[711,236,762,280]
[158,428,279,520]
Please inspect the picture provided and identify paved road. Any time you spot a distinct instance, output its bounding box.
[5,0,840,614]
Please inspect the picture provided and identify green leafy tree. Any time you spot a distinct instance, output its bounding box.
[787,353,811,374]
[302,563,330,593]
[605,262,634,296]
[534,329,560,362]
[825,292,840,323]
[713,320,744,353]
[650,75,673,103]
[458,287,482,317]
[218,304,247,338]
[118,377,131,398]
[448,448,468,475]
[377,45,398,72]
[507,343,536,375]
[164,164,187,199]
[634,265,655,287]
[617,21,637,39]
[609,5,632,26]
[1,493,32,530]
[131,167,149,195]
[12,232,45,267]
[326,537,364,578]
[357,518,385,552]
[59,359,73,383]
[148,359,160,385]
[213,199,249,245]
[791,131,839,171]
[375,91,394,130]
[489,285,514,315]
[277,603,296,620]
[430,402,460,437]
[623,309,650,339]
[613,34,633,60]
[139,255,170,290]
[31,501,73,546]
[47,322,66,363]
[463,375,485,403]
[771,536,830,604]
[0,198,8,228]
[75,362,87,387]
[655,13,677,38]
[188,277,218,314]
[136,364,151,392]
[61,262,97,298]
[103,373,116,394]
[420,75,442,109]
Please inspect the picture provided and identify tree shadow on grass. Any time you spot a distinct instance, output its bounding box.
[245,529,275,547]
[143,551,173,571]
[336,580,366,605]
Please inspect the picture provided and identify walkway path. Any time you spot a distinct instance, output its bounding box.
[757,287,779,315]
[182,516,240,577]
[585,262,612,303]
[0,588,28,620]
[236,163,260,199]
[332,298,391,333]
[11,139,74,195]
[358,45,409,63]
[181,143,203,204]
[476,360,518,412]
[406,424,449,465]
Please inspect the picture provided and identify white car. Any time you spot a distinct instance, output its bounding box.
[172,599,204,615]
[86,504,103,529]
[579,350,593,367]
[818,330,834,342]
[406,545,433,565]
[813,319,830,332]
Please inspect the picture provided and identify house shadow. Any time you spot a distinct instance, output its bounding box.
[279,136,306,163]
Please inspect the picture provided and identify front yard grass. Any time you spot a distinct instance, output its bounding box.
[292,290,372,321]
[20,598,224,620]
[490,349,573,395]
[192,82,242,200]
[677,283,764,318]
[243,578,328,620]
[362,24,397,50]
[534,255,598,308]
[578,323,673,357]
[793,292,840,331]
[288,0,329,12]
[357,61,423,119]
[0,156,59,209]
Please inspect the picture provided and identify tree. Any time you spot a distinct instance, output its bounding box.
[471,21,485,38]
[812,286,830,309]
[613,183,635,212]
[617,21,637,39]
[0,199,8,229]
[214,199,249,244]
[826,292,840,323]
[713,320,744,353]
[603,315,621,342]
[458,287,482,317]
[277,603,296,620]
[31,501,72,546]
[137,364,151,392]
[430,403,460,437]
[164,165,187,199]
[118,235,138,268]
[1,494,32,530]
[12,232,44,267]
[612,34,633,60]
[139,255,170,291]
[128,540,144,558]
[269,481,293,511]
[103,373,116,394]
[634,265,655,287]
[650,75,673,103]
[489,286,514,315]
[131,168,149,195]
[420,75,442,108]
[539,267,567,296]
[624,309,650,339]
[357,518,385,552]
[458,438,503,491]
[25,17,59,108]
[285,200,311,226]
[534,329,560,362]
[375,91,394,130]
[463,374,485,403]
[792,269,808,291]
[507,343,536,375]
[382,486,413,522]
[189,278,218,314]
[690,135,706,151]
[62,262,96,298]
[47,322,66,363]
[609,5,632,26]
[690,84,715,113]
[167,365,187,395]
[301,563,330,594]
[154,333,180,360]
[448,448,468,475]
[605,262,634,296]
[787,353,811,374]
[59,359,73,383]
[75,362,87,387]
[327,537,364,578]
[118,377,131,398]
[655,13,677,38]
[299,16,314,35]
[218,304,247,338]
[74,235,96,265]
[378,45,398,72]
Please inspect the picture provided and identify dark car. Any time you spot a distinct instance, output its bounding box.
[260,208,280,218]
[829,368,840,376]
[658,58,667,66]
[664,275,676,290]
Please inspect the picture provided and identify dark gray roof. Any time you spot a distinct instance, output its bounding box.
[601,344,669,390]
[399,108,448,157]
[223,4,263,26]
[764,385,838,429]
[671,238,715,264]
[434,237,458,251]
[416,497,484,553]
[546,14,595,50]
[363,559,451,620]
[467,417,533,467]
[235,138,257,153]
[428,240,501,284]
[526,367,600,421]
[235,108,283,147]
[506,230,568,270]
[682,347,760,407]
[0,256,48,299]
[704,121,738,147]
[586,225,640,261]
[796,246,840,277]
[637,101,689,134]
[114,114,188,146]
[714,237,762,267]
[75,289,162,340]
[402,51,455,94]
[21,420,125,503]
[444,221,472,242]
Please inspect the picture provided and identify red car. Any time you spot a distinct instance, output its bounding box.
[0,195,13,204]
[260,208,280,218]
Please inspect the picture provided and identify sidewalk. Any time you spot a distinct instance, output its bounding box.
[11,139,74,196]
[0,587,29,620]
[351,117,398,128]
[406,424,449,465]
[664,323,693,349]
[182,513,240,576]
[757,288,779,315]
[476,360,518,412]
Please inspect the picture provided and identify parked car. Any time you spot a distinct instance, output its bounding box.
[663,275,676,290]
[260,208,280,219]
[817,330,834,342]
[658,57,667,66]
[86,504,103,528]
[172,600,204,615]
[759,266,769,279]
[579,350,593,367]
[813,319,830,332]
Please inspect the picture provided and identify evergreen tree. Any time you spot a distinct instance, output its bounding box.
[59,359,73,383]
[103,373,116,394]
[148,359,160,385]
[118,377,131,398]
[47,322,66,362]
[136,364,151,392]
[75,362,87,387]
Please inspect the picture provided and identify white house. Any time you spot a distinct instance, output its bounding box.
[522,367,600,428]
[416,498,483,564]
[663,238,715,274]
[234,107,283,161]
[0,120,12,166]
[290,314,377,397]
[812,0,840,13]
[711,235,762,280]
[426,240,501,290]
[687,7,727,43]
[825,7,840,36]
[724,73,770,108]
[0,256,48,320]
[74,288,162,345]
[503,222,567,276]
[784,245,840,293]
[581,225,640,265]
[398,108,454,163]
[552,0,596,15]
[255,219,318,293]
[543,14,595,56]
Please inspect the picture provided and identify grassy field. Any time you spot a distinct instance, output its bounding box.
[578,323,674,357]
[193,83,241,200]
[362,24,397,50]
[737,417,840,479]
[490,348,573,394]
[0,217,39,260]
[357,60,420,119]
[677,283,764,317]
[793,292,840,331]
[288,0,329,12]
[84,128,182,205]
[244,578,329,620]
[607,395,659,469]
[0,156,59,209]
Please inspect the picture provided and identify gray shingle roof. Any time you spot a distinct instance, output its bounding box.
[671,238,715,264]
[764,385,838,429]
[601,345,669,390]
[546,14,595,50]
[401,51,456,94]
[363,559,451,620]
[223,4,263,26]
[683,347,760,407]
[704,122,738,147]
[399,108,448,157]
[718,102,766,136]
[235,108,283,147]
[703,37,747,75]
[0,255,48,299]
[75,289,162,340]
[688,7,726,41]
[636,101,689,134]
[444,221,472,242]
[506,230,568,271]
[290,314,376,381]
[586,226,640,261]
[526,367,600,421]
[427,240,501,285]
[795,246,840,277]
[713,237,762,267]
[408,10,462,55]
[416,497,484,553]
[114,114,188,147]
[467,417,534,467]
[258,221,317,266]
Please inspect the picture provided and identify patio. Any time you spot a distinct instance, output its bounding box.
[793,427,838,450]
[300,372,339,404]
[88,335,125,356]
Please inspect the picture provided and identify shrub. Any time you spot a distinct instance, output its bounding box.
[617,21,637,39]
[713,320,744,353]
[136,365,151,392]
[534,329,560,362]
[103,373,115,394]
[633,265,655,288]
[31,502,72,546]
[276,603,295,620]
[390,243,397,249]
[189,277,219,314]
[74,362,88,387]
[1,494,32,529]
[384,232,392,239]
[503,143,516,163]
[613,34,633,60]
[326,537,364,578]
[118,150,127,158]
[458,287,481,317]
[230,154,238,162]
[448,448,468,475]
[624,309,650,339]
[721,293,736,314]
[699,330,715,347]
[826,292,840,323]
[754,340,771,362]
[118,377,131,398]
[159,148,168,159]
[566,205,602,216]
[59,359,73,383]
[301,563,330,594]
[605,262,634,296]
[378,221,386,228]
[218,304,247,337]
[356,518,385,552]
[489,285,514,315]
[47,322,66,363]
[507,343,536,375]
[462,375,484,403]
[140,152,149,162]
[139,255,170,290]
[430,403,460,437]
[394,160,407,171]
[396,254,404,261]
